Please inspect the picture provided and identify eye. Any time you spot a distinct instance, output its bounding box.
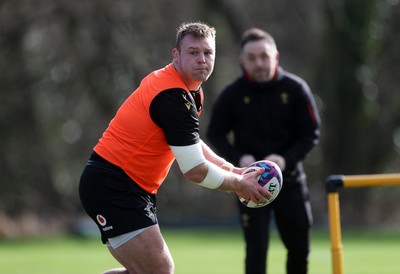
[247,55,256,62]
[261,53,270,61]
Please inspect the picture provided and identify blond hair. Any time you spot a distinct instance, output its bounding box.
[175,22,216,50]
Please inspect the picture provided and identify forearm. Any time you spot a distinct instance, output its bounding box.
[184,161,239,191]
[183,156,270,204]
[200,140,234,171]
[171,141,264,202]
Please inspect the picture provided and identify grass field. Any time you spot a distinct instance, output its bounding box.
[0,228,399,274]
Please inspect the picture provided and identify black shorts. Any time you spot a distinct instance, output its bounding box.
[79,152,158,244]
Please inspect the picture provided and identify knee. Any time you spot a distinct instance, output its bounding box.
[160,256,175,274]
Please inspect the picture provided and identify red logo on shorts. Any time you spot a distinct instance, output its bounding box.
[96,214,107,226]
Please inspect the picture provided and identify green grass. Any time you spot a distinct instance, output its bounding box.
[0,228,399,273]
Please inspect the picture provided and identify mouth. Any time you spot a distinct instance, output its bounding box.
[195,69,209,77]
[195,67,208,72]
[254,69,267,76]
[253,71,270,80]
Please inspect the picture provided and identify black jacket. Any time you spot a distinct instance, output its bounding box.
[207,67,320,182]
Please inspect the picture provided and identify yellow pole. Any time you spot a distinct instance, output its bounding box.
[326,173,400,274]
[328,192,344,274]
[343,173,400,188]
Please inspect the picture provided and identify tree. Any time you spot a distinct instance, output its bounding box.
[1,0,399,237]
[318,0,400,224]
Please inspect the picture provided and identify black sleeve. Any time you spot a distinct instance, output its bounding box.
[282,79,321,170]
[150,88,200,146]
[206,87,243,165]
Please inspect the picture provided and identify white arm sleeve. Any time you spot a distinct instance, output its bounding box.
[170,143,206,173]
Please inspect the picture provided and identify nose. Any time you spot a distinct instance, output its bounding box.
[197,53,206,63]
[255,57,264,66]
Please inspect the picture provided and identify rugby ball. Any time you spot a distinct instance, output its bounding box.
[239,160,283,208]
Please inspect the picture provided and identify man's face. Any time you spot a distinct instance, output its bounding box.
[173,34,216,85]
[240,40,278,82]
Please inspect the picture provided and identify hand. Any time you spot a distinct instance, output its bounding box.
[235,168,272,205]
[264,154,286,171]
[239,154,256,167]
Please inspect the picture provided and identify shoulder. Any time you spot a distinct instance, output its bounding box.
[279,68,308,86]
[151,88,189,109]
[279,68,312,96]
[220,76,247,97]
[144,64,188,93]
[150,88,199,129]
[212,78,245,109]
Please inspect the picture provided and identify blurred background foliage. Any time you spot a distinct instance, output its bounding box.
[1,0,399,237]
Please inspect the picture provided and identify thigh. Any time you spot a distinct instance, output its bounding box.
[111,225,174,274]
[79,156,158,243]
[238,199,272,240]
[274,182,312,249]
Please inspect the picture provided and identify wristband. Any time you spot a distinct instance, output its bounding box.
[198,162,224,189]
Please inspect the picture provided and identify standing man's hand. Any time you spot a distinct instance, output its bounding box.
[264,154,286,171]
[239,154,256,167]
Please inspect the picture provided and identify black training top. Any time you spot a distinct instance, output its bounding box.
[207,67,320,180]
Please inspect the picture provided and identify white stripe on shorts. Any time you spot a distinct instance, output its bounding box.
[107,225,155,249]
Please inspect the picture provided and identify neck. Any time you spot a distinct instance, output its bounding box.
[184,78,201,91]
[172,62,201,91]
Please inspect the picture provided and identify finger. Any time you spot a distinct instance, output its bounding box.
[257,186,272,199]
[256,168,266,175]
[251,190,270,203]
[264,190,273,199]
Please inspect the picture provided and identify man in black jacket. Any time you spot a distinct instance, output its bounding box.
[207,28,320,274]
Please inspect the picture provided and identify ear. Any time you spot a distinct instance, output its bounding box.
[275,51,280,62]
[172,48,179,60]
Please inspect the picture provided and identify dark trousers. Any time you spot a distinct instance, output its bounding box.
[238,180,312,274]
